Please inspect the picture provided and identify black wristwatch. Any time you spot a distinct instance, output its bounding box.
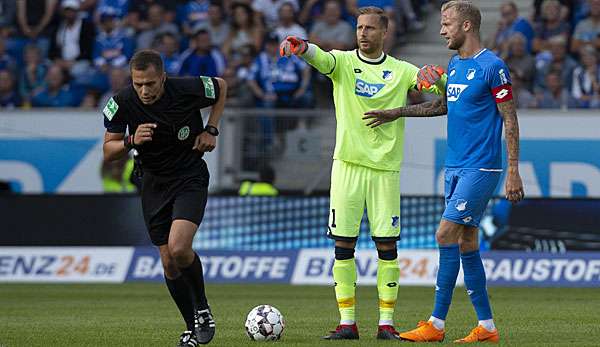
[124,134,135,151]
[204,125,219,136]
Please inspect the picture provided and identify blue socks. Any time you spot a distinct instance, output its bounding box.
[461,250,493,320]
[432,244,460,320]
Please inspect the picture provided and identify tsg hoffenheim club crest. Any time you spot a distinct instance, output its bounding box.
[382,70,393,81]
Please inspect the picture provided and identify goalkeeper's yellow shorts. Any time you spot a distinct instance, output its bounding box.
[328,159,401,242]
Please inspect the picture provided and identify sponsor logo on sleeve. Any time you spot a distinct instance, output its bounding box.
[201,76,216,99]
[492,84,513,103]
[103,97,119,121]
[499,68,508,85]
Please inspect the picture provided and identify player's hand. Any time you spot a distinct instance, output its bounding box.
[193,131,216,152]
[362,109,400,128]
[505,168,525,204]
[280,36,308,57]
[134,123,157,145]
[417,64,445,91]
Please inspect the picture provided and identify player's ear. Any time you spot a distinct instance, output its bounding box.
[463,20,471,33]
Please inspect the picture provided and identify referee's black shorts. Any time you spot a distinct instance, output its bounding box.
[140,162,209,246]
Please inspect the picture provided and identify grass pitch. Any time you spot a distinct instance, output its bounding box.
[0,283,598,346]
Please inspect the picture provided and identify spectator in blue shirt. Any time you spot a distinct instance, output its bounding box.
[0,36,16,74]
[93,9,135,71]
[179,28,225,77]
[492,2,535,53]
[179,0,211,37]
[0,69,21,108]
[95,0,130,21]
[19,44,50,105]
[532,0,571,53]
[247,33,311,108]
[31,64,78,107]
[156,32,183,76]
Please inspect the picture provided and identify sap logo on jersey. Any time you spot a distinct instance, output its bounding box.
[447,84,469,101]
[355,79,385,97]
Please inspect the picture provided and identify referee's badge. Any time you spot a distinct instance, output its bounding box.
[178,126,190,140]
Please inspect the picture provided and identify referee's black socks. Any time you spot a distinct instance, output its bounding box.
[165,274,196,331]
[179,253,209,310]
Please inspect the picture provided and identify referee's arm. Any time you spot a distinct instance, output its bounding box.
[103,123,156,161]
[205,77,227,129]
[103,131,127,162]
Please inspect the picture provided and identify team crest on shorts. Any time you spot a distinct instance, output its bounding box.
[178,126,190,140]
[391,216,400,228]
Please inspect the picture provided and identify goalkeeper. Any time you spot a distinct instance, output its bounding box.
[280,6,445,341]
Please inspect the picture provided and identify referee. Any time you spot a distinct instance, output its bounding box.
[102,50,227,346]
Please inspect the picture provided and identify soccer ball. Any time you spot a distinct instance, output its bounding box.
[244,304,285,341]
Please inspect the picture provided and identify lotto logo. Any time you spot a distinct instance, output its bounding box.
[496,89,509,99]
[492,84,512,102]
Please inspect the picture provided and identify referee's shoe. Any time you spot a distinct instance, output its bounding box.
[194,307,216,344]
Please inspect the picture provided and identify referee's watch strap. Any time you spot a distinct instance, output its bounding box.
[204,125,219,136]
[124,134,135,151]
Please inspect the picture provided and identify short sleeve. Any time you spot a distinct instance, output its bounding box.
[405,62,419,90]
[485,59,513,103]
[485,59,512,89]
[173,76,221,107]
[102,95,127,133]
[197,76,221,108]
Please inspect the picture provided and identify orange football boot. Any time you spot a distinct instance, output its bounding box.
[454,325,499,343]
[399,321,445,342]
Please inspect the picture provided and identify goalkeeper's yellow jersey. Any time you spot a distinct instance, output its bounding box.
[304,45,443,171]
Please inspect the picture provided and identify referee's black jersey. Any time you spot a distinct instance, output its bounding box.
[103,76,220,177]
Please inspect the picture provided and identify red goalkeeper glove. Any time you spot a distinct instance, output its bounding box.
[417,64,445,91]
[279,36,308,57]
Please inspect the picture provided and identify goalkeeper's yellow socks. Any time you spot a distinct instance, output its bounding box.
[377,249,400,326]
[333,247,357,325]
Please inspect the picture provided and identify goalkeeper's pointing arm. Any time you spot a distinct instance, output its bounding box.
[280,36,336,76]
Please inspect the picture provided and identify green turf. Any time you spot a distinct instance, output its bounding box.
[0,283,598,346]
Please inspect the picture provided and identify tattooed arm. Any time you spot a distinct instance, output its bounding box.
[362,94,447,128]
[498,99,525,203]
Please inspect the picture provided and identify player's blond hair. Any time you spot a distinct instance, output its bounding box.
[357,6,389,30]
[441,1,481,33]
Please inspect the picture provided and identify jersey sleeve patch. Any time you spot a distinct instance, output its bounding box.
[492,84,513,103]
[103,97,119,121]
[200,76,216,99]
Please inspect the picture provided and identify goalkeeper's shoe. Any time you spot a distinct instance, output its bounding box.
[376,325,400,340]
[194,307,215,344]
[322,324,359,340]
[454,325,499,343]
[399,320,445,342]
[176,331,198,347]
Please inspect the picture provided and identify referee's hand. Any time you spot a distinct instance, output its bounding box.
[134,123,157,145]
[193,132,216,152]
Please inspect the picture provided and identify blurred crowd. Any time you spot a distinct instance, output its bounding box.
[0,0,432,110]
[490,0,600,109]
